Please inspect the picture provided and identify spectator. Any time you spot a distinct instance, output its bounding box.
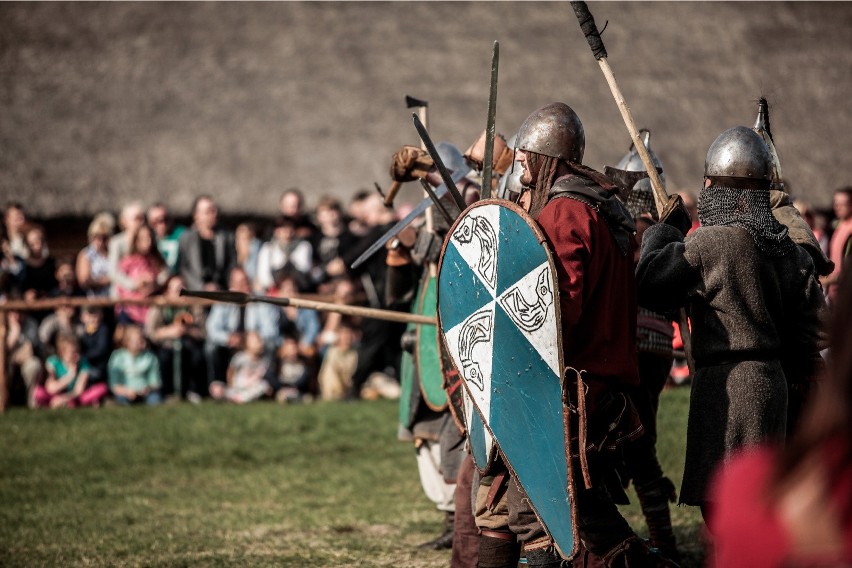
[108,201,146,297]
[38,305,76,358]
[255,215,313,293]
[346,190,372,238]
[34,332,108,409]
[275,335,311,402]
[708,268,852,567]
[145,274,206,402]
[210,330,274,404]
[310,197,350,289]
[79,307,111,386]
[147,203,185,273]
[49,257,82,298]
[279,188,318,241]
[1,237,25,296]
[318,322,358,401]
[272,275,320,359]
[108,325,162,405]
[317,277,357,356]
[234,222,261,284]
[4,308,42,409]
[4,202,32,259]
[824,186,852,301]
[21,224,56,302]
[178,195,235,291]
[340,192,406,397]
[76,213,114,298]
[115,224,168,325]
[204,267,279,387]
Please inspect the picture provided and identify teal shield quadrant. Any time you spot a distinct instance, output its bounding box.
[438,200,576,559]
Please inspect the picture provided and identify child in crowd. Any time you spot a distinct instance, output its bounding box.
[108,324,162,405]
[79,307,111,385]
[37,304,77,358]
[276,335,310,402]
[210,330,273,404]
[35,332,108,408]
[318,322,358,401]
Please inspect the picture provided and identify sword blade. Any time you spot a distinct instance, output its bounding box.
[412,114,467,212]
[481,41,499,199]
[349,185,449,270]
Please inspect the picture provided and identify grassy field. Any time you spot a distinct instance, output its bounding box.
[0,389,705,567]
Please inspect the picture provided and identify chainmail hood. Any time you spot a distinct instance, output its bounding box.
[698,185,796,257]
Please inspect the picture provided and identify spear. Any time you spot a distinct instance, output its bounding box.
[180,289,436,326]
[570,1,668,217]
[570,1,694,374]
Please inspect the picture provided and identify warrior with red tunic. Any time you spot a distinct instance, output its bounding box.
[475,102,677,568]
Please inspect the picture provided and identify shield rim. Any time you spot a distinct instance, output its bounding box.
[436,198,579,560]
[415,271,449,412]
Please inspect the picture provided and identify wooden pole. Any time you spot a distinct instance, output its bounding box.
[597,58,668,217]
[179,289,437,326]
[0,312,6,413]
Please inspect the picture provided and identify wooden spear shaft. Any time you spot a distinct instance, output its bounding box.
[597,59,667,218]
[179,289,436,326]
[571,1,694,374]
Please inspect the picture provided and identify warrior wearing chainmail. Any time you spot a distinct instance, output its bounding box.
[636,126,827,518]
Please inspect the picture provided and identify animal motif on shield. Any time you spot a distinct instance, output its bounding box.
[453,214,497,288]
[498,267,554,333]
[457,309,493,392]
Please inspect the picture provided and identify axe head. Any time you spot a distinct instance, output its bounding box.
[405,95,428,109]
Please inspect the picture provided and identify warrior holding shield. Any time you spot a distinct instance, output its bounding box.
[473,102,675,567]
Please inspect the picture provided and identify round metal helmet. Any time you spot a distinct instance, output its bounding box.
[704,126,772,181]
[435,141,472,184]
[516,102,585,163]
[615,129,666,192]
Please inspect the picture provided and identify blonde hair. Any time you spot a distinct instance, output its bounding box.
[88,212,115,240]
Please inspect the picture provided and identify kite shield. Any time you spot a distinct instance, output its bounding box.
[437,199,577,559]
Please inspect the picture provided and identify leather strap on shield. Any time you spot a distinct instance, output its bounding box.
[565,366,592,490]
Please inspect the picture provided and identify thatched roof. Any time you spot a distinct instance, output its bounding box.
[1,1,850,217]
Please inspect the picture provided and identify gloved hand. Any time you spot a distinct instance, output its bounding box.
[464,131,510,175]
[390,146,434,182]
[659,195,692,237]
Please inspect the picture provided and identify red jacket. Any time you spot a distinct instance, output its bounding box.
[536,196,639,391]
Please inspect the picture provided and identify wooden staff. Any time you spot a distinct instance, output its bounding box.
[571,1,695,375]
[180,289,437,326]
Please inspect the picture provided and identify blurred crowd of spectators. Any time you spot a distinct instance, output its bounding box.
[0,189,409,409]
[2,184,850,411]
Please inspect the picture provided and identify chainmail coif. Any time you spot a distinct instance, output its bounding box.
[698,185,796,257]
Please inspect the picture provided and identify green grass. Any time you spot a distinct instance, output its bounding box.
[0,389,704,567]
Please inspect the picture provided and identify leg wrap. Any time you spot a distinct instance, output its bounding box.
[477,534,520,568]
[635,477,679,562]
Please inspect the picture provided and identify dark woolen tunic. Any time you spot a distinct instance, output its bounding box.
[636,223,826,505]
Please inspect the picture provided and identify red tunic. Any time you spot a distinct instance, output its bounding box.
[536,196,639,393]
[709,445,852,567]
